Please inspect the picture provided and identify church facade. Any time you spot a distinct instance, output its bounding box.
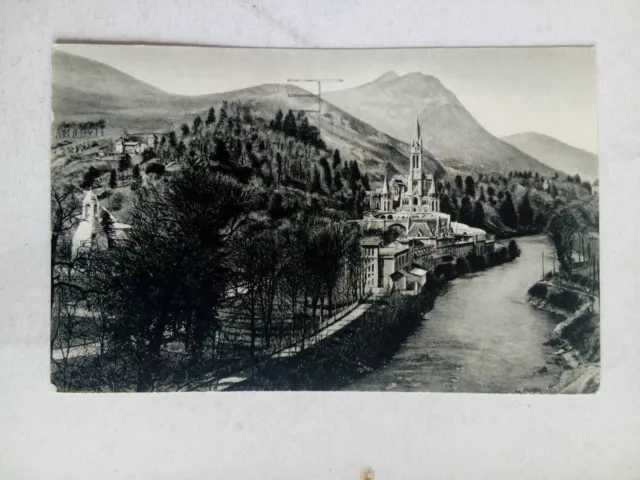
[364,117,450,239]
[369,118,440,216]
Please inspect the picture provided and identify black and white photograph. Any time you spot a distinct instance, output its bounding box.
[50,45,599,393]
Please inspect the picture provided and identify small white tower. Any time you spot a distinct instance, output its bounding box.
[72,189,100,258]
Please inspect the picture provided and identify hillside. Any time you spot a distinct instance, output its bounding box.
[52,51,443,180]
[502,132,598,182]
[324,72,556,176]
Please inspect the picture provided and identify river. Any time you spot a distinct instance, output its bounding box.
[345,235,562,393]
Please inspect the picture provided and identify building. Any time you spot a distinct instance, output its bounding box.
[72,190,131,258]
[360,115,492,294]
[114,136,148,155]
[369,118,440,215]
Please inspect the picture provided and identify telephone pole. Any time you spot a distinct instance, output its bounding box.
[287,78,343,137]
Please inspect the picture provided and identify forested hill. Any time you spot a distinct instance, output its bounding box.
[52,50,443,181]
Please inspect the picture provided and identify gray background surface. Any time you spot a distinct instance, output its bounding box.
[0,0,639,478]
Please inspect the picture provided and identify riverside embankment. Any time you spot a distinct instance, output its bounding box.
[345,235,563,392]
[231,238,523,391]
[527,275,600,393]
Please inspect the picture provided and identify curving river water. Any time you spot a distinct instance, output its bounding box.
[345,235,562,393]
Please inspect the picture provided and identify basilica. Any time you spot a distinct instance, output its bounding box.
[369,118,441,215]
[364,117,451,239]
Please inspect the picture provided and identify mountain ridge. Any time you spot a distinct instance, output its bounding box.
[324,71,557,176]
[52,50,444,180]
[502,132,598,181]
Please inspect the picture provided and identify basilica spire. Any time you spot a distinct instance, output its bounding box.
[381,172,390,194]
[412,116,422,148]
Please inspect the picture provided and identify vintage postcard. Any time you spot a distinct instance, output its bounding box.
[50,45,599,393]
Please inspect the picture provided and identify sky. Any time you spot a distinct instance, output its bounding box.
[56,44,598,153]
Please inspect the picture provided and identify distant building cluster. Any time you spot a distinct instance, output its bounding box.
[114,133,158,155]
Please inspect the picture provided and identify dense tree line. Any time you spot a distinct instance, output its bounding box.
[56,120,106,138]
[442,168,596,236]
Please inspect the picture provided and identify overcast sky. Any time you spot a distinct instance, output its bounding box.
[57,44,598,153]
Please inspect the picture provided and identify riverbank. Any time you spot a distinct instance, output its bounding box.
[527,278,600,393]
[230,240,521,391]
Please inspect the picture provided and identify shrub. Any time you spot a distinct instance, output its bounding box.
[508,239,521,260]
[528,282,548,299]
[548,290,582,311]
[145,162,165,176]
[455,257,469,275]
[110,192,125,212]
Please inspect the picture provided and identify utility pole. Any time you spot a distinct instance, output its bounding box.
[286,78,344,137]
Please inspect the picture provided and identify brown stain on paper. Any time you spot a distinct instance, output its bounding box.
[360,467,375,480]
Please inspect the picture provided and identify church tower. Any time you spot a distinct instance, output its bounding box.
[72,189,100,258]
[407,116,424,197]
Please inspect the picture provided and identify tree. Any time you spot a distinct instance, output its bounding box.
[497,190,505,201]
[205,107,216,126]
[449,193,459,222]
[50,184,81,296]
[333,170,343,192]
[176,141,186,159]
[118,154,132,178]
[273,109,284,131]
[518,191,534,227]
[81,166,100,189]
[455,175,463,191]
[192,116,203,136]
[440,194,452,216]
[145,162,166,176]
[181,123,190,137]
[332,149,342,169]
[472,200,485,228]
[218,101,229,127]
[508,240,521,260]
[131,164,142,191]
[100,210,115,249]
[547,206,581,275]
[319,157,332,192]
[267,192,285,220]
[141,148,156,163]
[109,169,117,189]
[499,192,519,229]
[283,110,297,137]
[464,176,476,198]
[361,173,371,191]
[479,186,486,202]
[89,166,249,390]
[168,130,178,148]
[296,112,310,144]
[460,195,474,226]
[487,186,495,198]
[309,165,323,194]
[275,152,283,185]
